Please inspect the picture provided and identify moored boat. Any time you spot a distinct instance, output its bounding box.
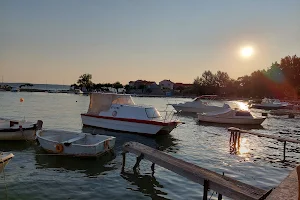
[0,119,43,140]
[250,98,292,110]
[198,108,265,125]
[36,130,116,157]
[170,95,229,113]
[81,93,180,135]
[0,152,14,172]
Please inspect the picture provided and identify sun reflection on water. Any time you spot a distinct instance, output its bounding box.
[235,101,249,111]
[238,138,250,157]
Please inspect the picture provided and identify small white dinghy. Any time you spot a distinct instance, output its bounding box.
[0,119,43,140]
[198,108,266,125]
[36,130,116,157]
[0,152,14,172]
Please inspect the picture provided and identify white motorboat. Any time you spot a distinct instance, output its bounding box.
[81,93,180,135]
[198,108,266,125]
[0,152,14,172]
[36,130,116,157]
[250,98,292,110]
[74,89,83,94]
[0,119,43,140]
[170,95,229,113]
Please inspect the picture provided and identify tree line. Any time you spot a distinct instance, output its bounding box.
[72,55,300,98]
[192,55,300,98]
[71,74,124,92]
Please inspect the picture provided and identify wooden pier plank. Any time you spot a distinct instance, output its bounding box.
[228,127,300,144]
[123,142,267,200]
[266,167,299,200]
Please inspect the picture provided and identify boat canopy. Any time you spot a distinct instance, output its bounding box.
[87,93,135,114]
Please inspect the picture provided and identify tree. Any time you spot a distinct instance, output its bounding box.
[112,82,123,93]
[77,74,93,90]
[124,84,132,92]
[138,84,146,93]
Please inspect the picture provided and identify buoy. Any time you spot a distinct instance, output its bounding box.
[20,98,24,102]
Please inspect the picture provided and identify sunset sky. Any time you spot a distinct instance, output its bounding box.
[1,0,299,85]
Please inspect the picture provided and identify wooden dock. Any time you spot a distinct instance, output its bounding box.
[122,142,269,200]
[228,127,300,161]
[266,166,300,200]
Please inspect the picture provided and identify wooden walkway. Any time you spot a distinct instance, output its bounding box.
[122,142,268,200]
[266,166,300,200]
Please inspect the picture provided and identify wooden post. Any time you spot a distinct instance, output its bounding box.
[203,179,209,200]
[122,152,126,172]
[151,163,155,175]
[218,193,222,200]
[296,166,300,200]
[133,153,144,170]
[283,141,286,161]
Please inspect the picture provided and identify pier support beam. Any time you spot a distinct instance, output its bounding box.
[283,141,286,161]
[203,179,209,200]
[133,153,144,170]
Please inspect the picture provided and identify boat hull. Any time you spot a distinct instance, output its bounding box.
[171,104,224,113]
[198,115,265,125]
[81,114,177,135]
[0,128,37,140]
[36,130,116,157]
[251,104,287,110]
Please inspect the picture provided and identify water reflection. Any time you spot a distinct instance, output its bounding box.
[0,141,35,151]
[35,149,117,177]
[121,170,169,200]
[82,126,179,153]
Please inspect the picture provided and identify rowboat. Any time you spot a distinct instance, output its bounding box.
[198,108,266,125]
[36,130,116,157]
[81,93,180,136]
[0,119,43,140]
[0,152,14,172]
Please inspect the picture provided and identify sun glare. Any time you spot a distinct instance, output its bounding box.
[240,46,254,58]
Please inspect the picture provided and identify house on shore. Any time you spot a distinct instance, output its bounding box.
[159,80,174,90]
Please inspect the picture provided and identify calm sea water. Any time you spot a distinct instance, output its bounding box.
[1,91,299,200]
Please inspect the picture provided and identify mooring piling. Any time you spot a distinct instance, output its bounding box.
[228,127,300,161]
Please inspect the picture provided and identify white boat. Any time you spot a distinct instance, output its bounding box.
[81,93,180,135]
[36,130,116,157]
[11,87,20,92]
[0,119,43,140]
[251,98,292,110]
[0,152,14,172]
[197,108,266,125]
[74,89,83,94]
[170,95,229,113]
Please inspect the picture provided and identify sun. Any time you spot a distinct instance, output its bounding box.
[240,46,254,58]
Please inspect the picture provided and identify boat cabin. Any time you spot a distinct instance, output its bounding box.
[85,93,162,121]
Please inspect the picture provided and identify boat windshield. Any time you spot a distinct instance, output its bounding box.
[145,108,161,119]
[193,95,218,102]
[87,93,135,115]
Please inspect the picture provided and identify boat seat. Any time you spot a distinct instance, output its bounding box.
[63,135,86,146]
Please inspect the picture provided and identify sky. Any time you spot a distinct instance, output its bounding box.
[1,0,300,85]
